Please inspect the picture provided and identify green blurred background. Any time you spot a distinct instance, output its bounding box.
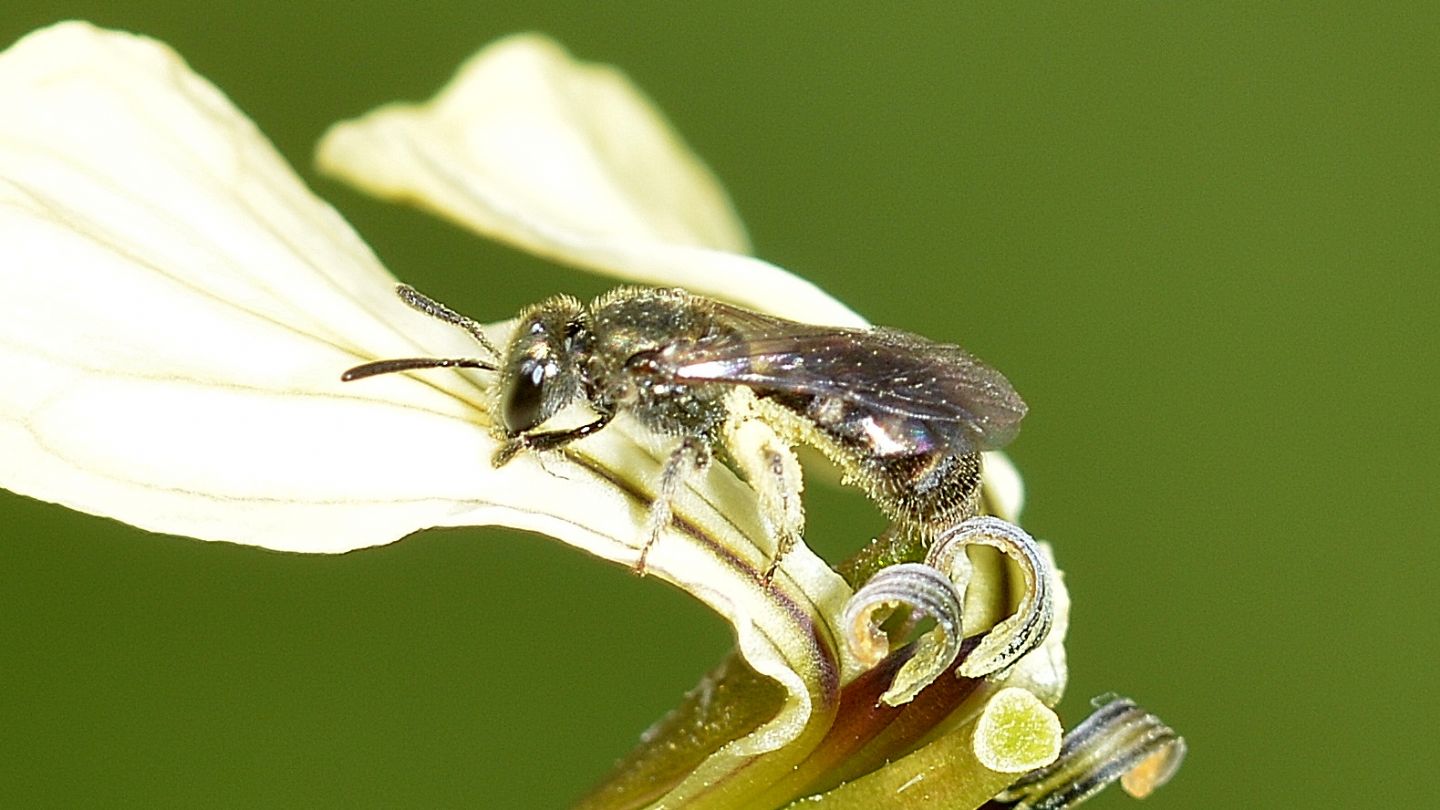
[1,3,1433,808]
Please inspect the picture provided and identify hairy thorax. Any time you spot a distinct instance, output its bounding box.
[585,289,732,440]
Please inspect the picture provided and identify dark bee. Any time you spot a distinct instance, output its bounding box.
[343,285,1026,577]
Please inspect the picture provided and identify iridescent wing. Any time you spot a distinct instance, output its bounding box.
[670,302,1027,454]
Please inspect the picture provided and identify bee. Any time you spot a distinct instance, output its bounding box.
[343,285,1027,578]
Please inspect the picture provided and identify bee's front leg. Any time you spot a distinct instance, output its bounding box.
[491,411,615,467]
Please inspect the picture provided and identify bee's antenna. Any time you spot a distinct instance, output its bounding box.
[396,284,501,359]
[341,357,496,382]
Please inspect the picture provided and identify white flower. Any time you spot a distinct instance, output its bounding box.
[0,23,1085,809]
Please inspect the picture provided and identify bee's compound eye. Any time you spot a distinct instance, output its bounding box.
[503,357,551,434]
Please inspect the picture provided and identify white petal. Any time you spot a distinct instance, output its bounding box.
[981,450,1026,521]
[0,23,853,758]
[316,33,866,328]
[0,22,506,552]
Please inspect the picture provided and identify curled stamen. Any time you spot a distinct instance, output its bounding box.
[995,695,1186,809]
[928,516,1055,678]
[840,562,965,706]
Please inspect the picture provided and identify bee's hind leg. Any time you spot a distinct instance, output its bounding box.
[636,436,711,575]
[725,416,805,583]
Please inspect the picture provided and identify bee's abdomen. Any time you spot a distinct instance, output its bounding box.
[857,449,982,532]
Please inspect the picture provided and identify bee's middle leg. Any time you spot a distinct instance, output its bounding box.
[636,436,711,575]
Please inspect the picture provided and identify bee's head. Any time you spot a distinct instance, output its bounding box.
[500,295,588,435]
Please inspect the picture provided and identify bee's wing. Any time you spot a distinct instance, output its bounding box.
[672,308,1027,453]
